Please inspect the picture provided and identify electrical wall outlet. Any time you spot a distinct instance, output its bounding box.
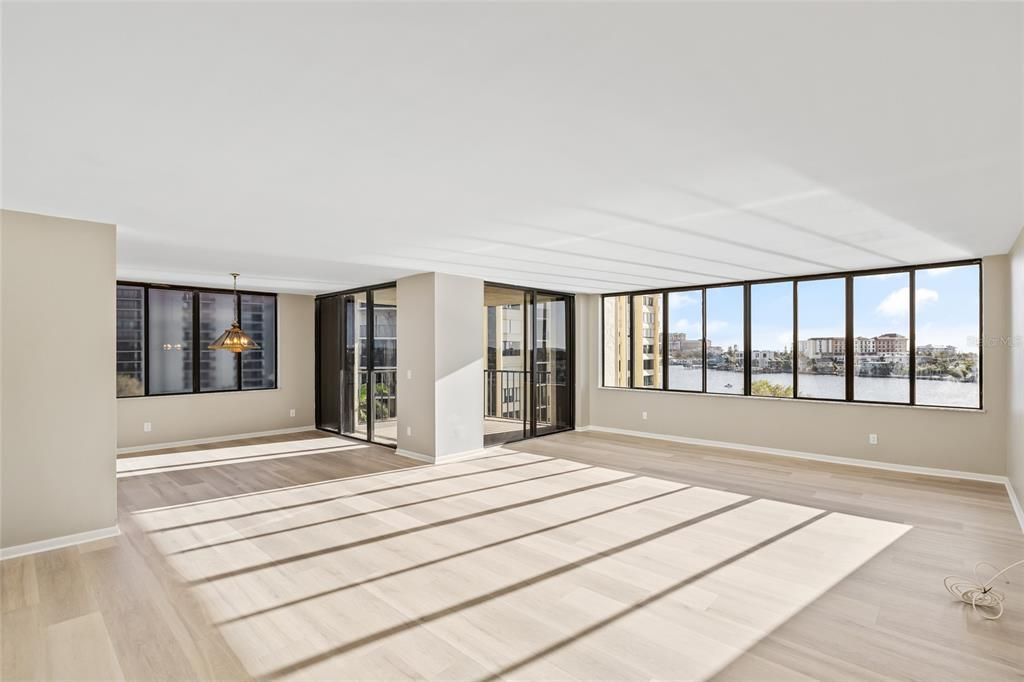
[143,422,152,433]
[642,411,648,420]
[406,369,413,380]
[289,408,296,417]
[406,426,412,436]
[869,433,878,445]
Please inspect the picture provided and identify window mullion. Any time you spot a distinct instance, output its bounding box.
[628,295,635,389]
[236,293,243,391]
[909,269,916,405]
[701,289,707,393]
[845,277,854,402]
[143,285,150,396]
[192,291,200,393]
[792,282,798,399]
[661,292,668,391]
[743,283,751,396]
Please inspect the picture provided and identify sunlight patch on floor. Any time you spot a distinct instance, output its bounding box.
[117,437,369,477]
[133,451,910,680]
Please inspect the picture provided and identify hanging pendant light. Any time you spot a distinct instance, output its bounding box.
[208,273,261,352]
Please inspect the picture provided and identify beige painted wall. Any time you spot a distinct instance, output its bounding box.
[117,293,315,449]
[396,273,484,460]
[397,273,437,456]
[1008,229,1024,506]
[574,295,592,429]
[434,273,484,458]
[581,255,1011,476]
[1,211,118,549]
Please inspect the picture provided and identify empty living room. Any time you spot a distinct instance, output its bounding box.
[2,2,1023,680]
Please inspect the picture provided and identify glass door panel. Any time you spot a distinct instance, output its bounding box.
[371,287,398,445]
[483,285,527,445]
[534,293,572,436]
[316,295,341,432]
[341,292,370,439]
[483,284,573,444]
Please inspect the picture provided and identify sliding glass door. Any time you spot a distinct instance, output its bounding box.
[342,292,369,440]
[315,295,342,432]
[483,284,574,445]
[370,288,398,445]
[315,284,398,446]
[534,292,573,437]
[484,285,528,445]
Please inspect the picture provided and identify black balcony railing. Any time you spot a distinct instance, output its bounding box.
[484,369,522,420]
[483,369,551,423]
[360,369,397,422]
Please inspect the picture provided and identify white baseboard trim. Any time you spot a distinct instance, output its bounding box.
[577,425,1008,483]
[0,525,121,561]
[117,426,317,454]
[395,446,496,465]
[394,448,434,463]
[579,425,1023,533]
[1007,481,1024,534]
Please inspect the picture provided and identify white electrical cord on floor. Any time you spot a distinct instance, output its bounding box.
[944,559,1024,620]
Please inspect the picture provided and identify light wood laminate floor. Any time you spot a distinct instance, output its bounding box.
[2,430,1022,680]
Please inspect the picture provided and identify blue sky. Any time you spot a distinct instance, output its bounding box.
[909,264,980,352]
[668,290,702,340]
[751,281,792,351]
[798,277,845,341]
[853,272,909,341]
[704,286,744,349]
[852,266,979,350]
[664,264,978,354]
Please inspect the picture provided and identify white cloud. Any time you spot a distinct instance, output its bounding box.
[923,266,964,278]
[876,287,938,317]
[706,320,729,335]
[670,293,701,308]
[916,322,980,352]
[917,288,939,306]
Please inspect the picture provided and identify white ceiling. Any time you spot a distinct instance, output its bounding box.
[3,2,1022,294]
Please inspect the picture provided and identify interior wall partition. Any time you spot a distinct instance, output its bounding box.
[315,283,398,446]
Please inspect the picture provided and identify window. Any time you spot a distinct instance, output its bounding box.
[706,286,745,394]
[241,294,277,389]
[117,283,278,397]
[632,294,663,389]
[116,285,145,397]
[914,264,980,408]
[797,278,846,400]
[854,273,910,403]
[198,292,238,392]
[602,295,630,387]
[148,289,194,395]
[667,290,703,391]
[600,260,981,409]
[750,282,793,397]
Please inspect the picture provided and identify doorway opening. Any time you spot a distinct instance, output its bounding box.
[483,283,574,446]
[315,284,398,447]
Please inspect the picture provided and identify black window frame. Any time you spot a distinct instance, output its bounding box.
[600,259,983,410]
[116,280,279,398]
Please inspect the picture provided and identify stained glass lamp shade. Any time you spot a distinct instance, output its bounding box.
[208,273,260,352]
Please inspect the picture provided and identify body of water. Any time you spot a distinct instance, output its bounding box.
[667,367,978,408]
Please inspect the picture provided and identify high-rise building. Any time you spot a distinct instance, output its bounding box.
[115,285,145,395]
[634,295,662,388]
[602,294,663,388]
